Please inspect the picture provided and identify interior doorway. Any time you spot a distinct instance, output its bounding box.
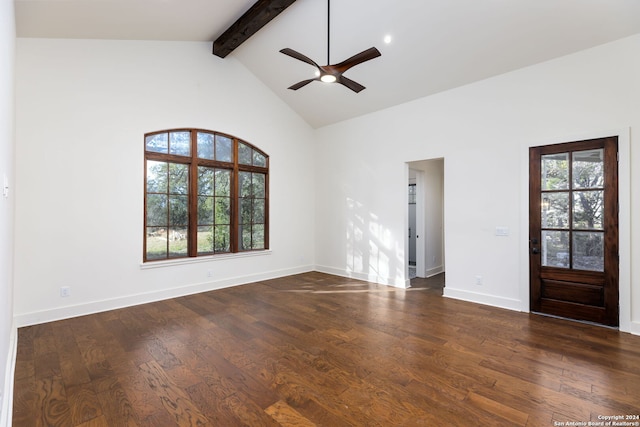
[407,159,445,284]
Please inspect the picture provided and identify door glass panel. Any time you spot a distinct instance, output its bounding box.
[541,192,569,228]
[573,191,603,230]
[573,231,604,271]
[541,153,569,190]
[542,230,569,268]
[573,149,603,189]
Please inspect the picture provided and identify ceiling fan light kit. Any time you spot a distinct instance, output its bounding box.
[280,0,381,92]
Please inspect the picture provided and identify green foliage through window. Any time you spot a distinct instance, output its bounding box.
[144,129,268,261]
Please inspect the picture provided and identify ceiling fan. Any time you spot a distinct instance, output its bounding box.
[280,0,381,93]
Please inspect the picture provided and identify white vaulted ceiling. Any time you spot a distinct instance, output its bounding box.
[14,0,640,128]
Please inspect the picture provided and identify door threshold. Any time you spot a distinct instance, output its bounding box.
[531,311,619,330]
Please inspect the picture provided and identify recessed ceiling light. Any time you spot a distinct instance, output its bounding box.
[384,34,392,44]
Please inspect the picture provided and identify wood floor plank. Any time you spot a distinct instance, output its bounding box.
[265,400,317,426]
[137,360,210,426]
[13,272,640,426]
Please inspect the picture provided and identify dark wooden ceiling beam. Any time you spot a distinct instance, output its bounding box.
[213,0,297,58]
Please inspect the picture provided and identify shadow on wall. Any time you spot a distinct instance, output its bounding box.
[345,197,406,287]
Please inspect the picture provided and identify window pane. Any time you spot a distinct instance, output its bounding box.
[542,230,569,268]
[146,161,168,193]
[197,132,214,160]
[145,133,168,154]
[253,173,265,198]
[214,225,230,252]
[252,224,264,249]
[216,135,233,162]
[541,153,569,190]
[253,199,265,223]
[198,167,214,196]
[197,226,213,254]
[573,149,603,189]
[239,171,252,197]
[541,192,569,229]
[169,195,188,226]
[573,232,604,272]
[146,227,167,260]
[238,142,252,165]
[169,163,188,195]
[215,170,231,197]
[215,197,231,224]
[240,224,252,250]
[198,196,213,224]
[573,191,603,230]
[146,194,167,226]
[168,227,188,257]
[253,151,266,167]
[169,131,191,156]
[240,198,252,224]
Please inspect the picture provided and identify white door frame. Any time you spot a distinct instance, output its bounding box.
[415,170,426,278]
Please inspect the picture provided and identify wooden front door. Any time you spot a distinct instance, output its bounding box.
[529,137,619,326]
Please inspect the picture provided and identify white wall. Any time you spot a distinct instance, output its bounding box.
[315,34,640,335]
[14,39,316,325]
[0,0,15,422]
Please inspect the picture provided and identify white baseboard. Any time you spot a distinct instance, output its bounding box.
[314,265,409,288]
[424,265,445,278]
[0,324,16,427]
[14,265,314,327]
[626,321,640,336]
[443,287,522,312]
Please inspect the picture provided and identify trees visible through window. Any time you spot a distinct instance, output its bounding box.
[144,129,268,261]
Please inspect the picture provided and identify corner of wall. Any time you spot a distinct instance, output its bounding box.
[0,324,16,427]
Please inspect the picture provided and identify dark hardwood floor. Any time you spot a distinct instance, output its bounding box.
[13,272,640,426]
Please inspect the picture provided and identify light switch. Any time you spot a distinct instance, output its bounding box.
[495,226,509,236]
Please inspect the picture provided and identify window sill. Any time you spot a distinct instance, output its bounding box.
[140,250,272,270]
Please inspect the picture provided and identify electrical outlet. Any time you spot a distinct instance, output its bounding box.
[475,275,483,286]
[207,270,212,278]
[60,286,71,297]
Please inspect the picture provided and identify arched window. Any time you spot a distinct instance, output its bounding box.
[144,129,268,261]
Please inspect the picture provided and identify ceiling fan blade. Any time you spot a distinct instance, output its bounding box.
[280,48,321,69]
[334,47,381,73]
[337,75,366,93]
[288,78,317,90]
